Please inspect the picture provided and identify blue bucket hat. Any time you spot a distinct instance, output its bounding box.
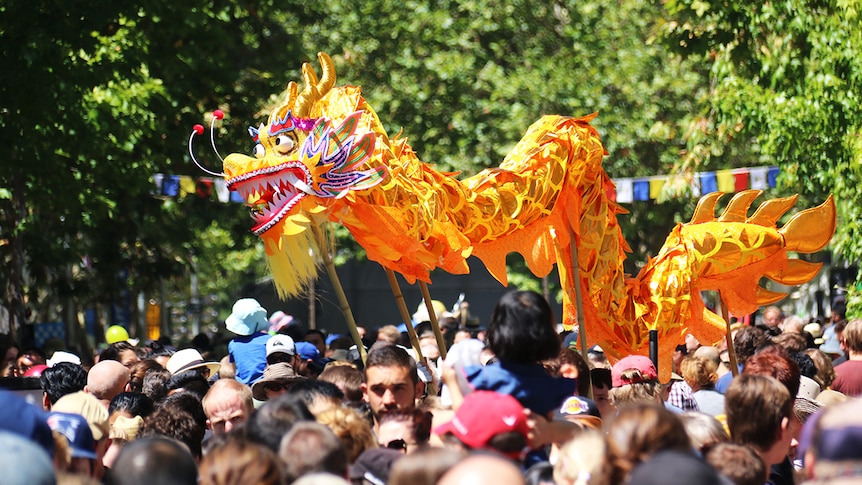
[225,298,269,335]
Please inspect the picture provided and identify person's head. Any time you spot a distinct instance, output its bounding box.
[245,392,315,452]
[166,370,211,400]
[141,368,171,404]
[40,361,87,409]
[377,325,402,345]
[100,342,141,368]
[106,436,197,485]
[389,447,465,485]
[733,326,768,365]
[109,392,155,419]
[435,391,530,461]
[363,345,422,417]
[305,329,328,356]
[772,332,808,354]
[762,306,783,327]
[604,403,690,485]
[251,362,306,402]
[678,411,729,454]
[802,397,862,481]
[679,355,718,391]
[377,408,433,454]
[842,318,862,353]
[127,359,164,393]
[742,345,801,396]
[199,437,284,485]
[16,347,46,376]
[544,347,592,397]
[47,411,100,477]
[266,333,300,367]
[626,450,723,485]
[0,430,56,485]
[52,391,111,479]
[138,399,206,460]
[804,348,836,388]
[609,355,661,407]
[319,363,365,405]
[486,290,560,363]
[316,406,378,462]
[437,453,526,485]
[86,360,131,403]
[554,428,608,485]
[288,379,345,416]
[590,367,614,419]
[725,374,793,466]
[279,421,349,483]
[704,442,767,485]
[202,379,254,437]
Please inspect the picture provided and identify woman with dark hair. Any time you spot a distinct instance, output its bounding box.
[453,290,576,418]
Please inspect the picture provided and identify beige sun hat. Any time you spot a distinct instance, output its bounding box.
[251,363,306,401]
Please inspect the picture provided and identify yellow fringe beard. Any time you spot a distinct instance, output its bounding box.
[263,226,320,299]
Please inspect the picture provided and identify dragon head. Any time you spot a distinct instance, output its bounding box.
[218,52,387,298]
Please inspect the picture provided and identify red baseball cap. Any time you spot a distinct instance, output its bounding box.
[611,355,658,387]
[434,391,529,452]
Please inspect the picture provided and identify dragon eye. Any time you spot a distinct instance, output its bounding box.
[253,144,265,159]
[274,135,295,155]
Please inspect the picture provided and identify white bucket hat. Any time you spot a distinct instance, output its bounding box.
[165,348,221,376]
[225,298,269,336]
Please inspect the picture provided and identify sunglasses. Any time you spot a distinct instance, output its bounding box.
[385,439,408,452]
[264,381,290,392]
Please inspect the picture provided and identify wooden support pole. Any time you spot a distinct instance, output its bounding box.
[419,281,448,360]
[385,268,437,396]
[720,292,740,377]
[310,223,367,366]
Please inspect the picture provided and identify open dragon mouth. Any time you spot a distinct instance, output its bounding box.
[225,161,310,236]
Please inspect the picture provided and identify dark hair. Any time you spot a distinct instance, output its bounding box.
[524,461,555,485]
[365,344,418,385]
[40,362,87,405]
[161,392,207,430]
[704,442,766,485]
[378,409,434,446]
[591,367,613,390]
[789,352,818,380]
[145,340,176,359]
[318,364,365,403]
[106,436,198,485]
[733,326,768,364]
[486,290,560,363]
[288,379,345,405]
[245,393,315,452]
[100,341,138,362]
[139,405,206,460]
[128,359,165,393]
[166,370,210,400]
[142,368,171,405]
[110,392,155,418]
[279,421,348,483]
[546,347,592,397]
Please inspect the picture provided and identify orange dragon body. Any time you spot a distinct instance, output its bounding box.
[216,53,836,374]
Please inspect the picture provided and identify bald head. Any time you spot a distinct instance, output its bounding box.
[202,379,254,436]
[438,454,525,485]
[87,360,130,402]
[693,346,721,367]
[108,436,197,485]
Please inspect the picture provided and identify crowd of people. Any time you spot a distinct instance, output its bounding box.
[1,291,860,485]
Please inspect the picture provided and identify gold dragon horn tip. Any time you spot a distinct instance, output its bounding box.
[780,195,837,253]
[719,190,763,222]
[748,193,799,226]
[689,192,725,224]
[316,52,336,94]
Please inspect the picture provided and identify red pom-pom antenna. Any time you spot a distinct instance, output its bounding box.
[189,115,224,177]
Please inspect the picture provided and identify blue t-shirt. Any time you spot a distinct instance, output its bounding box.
[229,332,269,384]
[463,360,577,417]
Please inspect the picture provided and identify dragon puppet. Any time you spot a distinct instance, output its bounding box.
[199,52,836,375]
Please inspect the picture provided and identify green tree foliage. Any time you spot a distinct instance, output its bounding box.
[658,0,862,303]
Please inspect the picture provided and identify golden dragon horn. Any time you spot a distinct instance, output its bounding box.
[718,190,762,222]
[294,52,336,118]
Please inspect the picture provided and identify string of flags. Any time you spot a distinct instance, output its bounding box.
[152,165,779,204]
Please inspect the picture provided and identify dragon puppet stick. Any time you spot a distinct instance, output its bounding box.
[418,281,448,360]
[202,52,836,382]
[385,269,438,396]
